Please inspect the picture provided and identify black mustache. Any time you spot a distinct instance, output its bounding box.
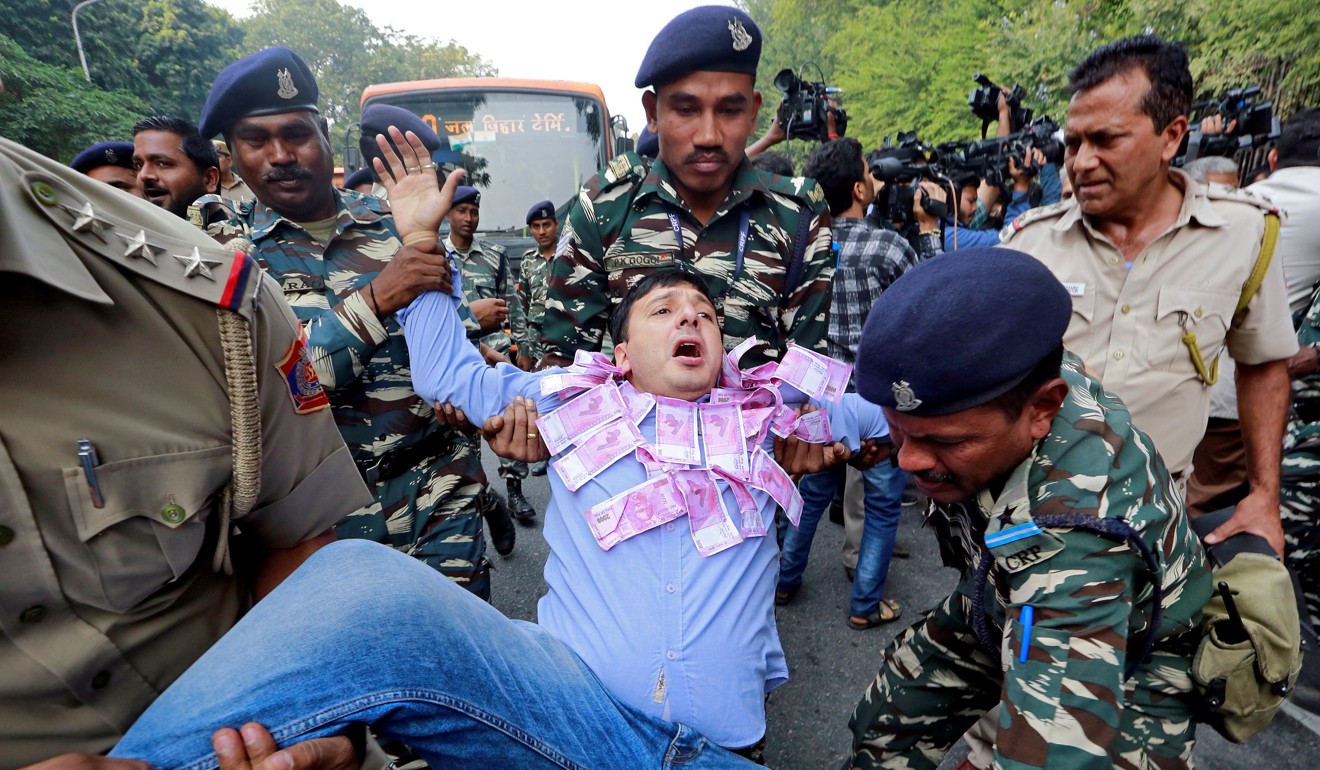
[264,167,313,183]
[683,151,729,165]
[916,470,955,484]
[141,184,168,196]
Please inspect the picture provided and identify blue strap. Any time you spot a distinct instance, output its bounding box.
[666,204,750,297]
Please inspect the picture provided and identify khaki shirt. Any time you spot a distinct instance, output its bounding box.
[220,175,253,205]
[0,137,371,765]
[1003,170,1298,475]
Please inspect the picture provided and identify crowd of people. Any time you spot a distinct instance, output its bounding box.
[5,3,1320,770]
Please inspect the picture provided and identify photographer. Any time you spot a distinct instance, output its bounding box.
[941,150,1042,250]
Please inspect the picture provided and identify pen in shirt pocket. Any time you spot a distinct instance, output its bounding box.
[78,438,104,509]
[1019,605,1035,663]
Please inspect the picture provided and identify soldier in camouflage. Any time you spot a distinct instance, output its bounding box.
[194,47,490,598]
[848,248,1210,770]
[540,6,833,370]
[1282,284,1320,636]
[518,199,558,369]
[444,185,536,520]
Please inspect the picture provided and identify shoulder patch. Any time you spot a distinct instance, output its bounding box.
[601,151,649,189]
[275,331,331,415]
[1204,183,1281,214]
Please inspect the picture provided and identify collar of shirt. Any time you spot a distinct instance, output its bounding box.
[637,156,768,222]
[1051,167,1229,241]
[246,187,388,244]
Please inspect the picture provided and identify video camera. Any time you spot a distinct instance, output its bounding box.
[866,144,951,226]
[945,117,1063,186]
[969,73,1032,137]
[774,65,848,142]
[1177,84,1281,169]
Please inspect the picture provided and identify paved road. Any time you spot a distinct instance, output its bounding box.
[482,450,1320,769]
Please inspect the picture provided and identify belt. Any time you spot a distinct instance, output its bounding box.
[357,431,453,486]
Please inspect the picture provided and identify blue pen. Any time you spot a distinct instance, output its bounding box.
[1019,605,1035,663]
[78,438,104,509]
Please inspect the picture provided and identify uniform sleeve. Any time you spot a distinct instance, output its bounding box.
[516,255,536,355]
[234,272,374,548]
[780,207,835,355]
[541,193,610,368]
[398,270,558,424]
[502,251,528,357]
[994,528,1142,770]
[1225,226,1301,365]
[303,288,392,390]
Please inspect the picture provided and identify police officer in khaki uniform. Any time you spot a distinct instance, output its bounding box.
[1001,35,1297,558]
[0,135,370,769]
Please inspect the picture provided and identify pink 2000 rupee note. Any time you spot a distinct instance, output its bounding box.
[792,408,834,443]
[775,344,852,402]
[673,469,743,557]
[653,397,701,465]
[552,418,644,492]
[583,473,687,551]
[769,404,799,438]
[617,380,656,425]
[535,382,627,455]
[747,447,805,528]
[700,402,749,479]
[711,467,766,538]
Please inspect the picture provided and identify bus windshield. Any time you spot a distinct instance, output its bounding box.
[366,89,608,232]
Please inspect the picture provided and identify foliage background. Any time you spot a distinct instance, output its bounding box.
[1,0,1317,162]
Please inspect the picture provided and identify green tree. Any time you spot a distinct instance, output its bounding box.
[0,33,148,161]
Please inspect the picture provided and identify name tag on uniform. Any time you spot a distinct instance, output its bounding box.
[1062,282,1086,297]
[280,275,326,293]
[604,252,676,272]
[986,520,1066,573]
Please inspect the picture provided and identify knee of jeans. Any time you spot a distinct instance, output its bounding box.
[296,540,467,618]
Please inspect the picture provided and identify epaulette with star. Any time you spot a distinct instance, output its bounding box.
[597,151,650,191]
[25,171,261,319]
[760,170,828,214]
[1000,199,1073,242]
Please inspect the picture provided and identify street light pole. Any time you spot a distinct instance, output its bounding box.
[72,0,107,82]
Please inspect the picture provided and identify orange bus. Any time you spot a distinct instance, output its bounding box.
[358,78,625,238]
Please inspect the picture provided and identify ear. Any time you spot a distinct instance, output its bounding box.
[204,166,221,195]
[642,90,659,133]
[1159,115,1189,164]
[1268,147,1278,173]
[614,340,633,378]
[1026,378,1069,440]
[752,89,763,118]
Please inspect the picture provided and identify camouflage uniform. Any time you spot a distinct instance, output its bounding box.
[541,152,834,368]
[849,354,1211,770]
[517,246,554,364]
[1282,289,1320,635]
[198,191,490,598]
[445,235,528,483]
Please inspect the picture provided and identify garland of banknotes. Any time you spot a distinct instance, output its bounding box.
[537,338,853,557]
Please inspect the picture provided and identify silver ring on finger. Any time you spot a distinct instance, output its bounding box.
[420,162,437,170]
[406,166,421,173]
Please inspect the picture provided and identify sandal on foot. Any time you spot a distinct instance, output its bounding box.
[775,587,799,606]
[847,599,902,629]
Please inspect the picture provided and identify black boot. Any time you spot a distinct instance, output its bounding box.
[480,491,516,556]
[506,478,537,523]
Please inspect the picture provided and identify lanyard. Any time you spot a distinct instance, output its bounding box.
[666,204,751,295]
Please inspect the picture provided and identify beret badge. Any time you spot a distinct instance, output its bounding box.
[892,381,923,412]
[728,18,753,52]
[276,67,299,100]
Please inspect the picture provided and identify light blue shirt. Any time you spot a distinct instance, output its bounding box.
[399,278,887,747]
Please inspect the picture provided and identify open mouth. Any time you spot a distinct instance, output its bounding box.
[671,337,705,364]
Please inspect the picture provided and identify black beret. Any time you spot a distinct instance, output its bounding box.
[526,199,555,224]
[635,6,761,88]
[636,126,659,158]
[360,104,443,157]
[452,185,480,207]
[199,47,320,139]
[856,247,1071,416]
[70,142,135,173]
[343,167,374,191]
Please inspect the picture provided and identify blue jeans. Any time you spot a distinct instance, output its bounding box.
[111,540,756,770]
[778,459,905,617]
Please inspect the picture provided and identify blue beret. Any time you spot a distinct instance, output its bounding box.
[636,127,659,158]
[856,247,1071,416]
[360,104,443,154]
[343,167,374,190]
[71,142,135,173]
[635,6,761,88]
[199,47,319,139]
[526,199,556,224]
[452,185,480,207]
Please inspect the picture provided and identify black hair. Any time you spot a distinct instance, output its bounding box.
[1276,107,1320,170]
[986,344,1065,417]
[751,150,794,178]
[802,137,865,217]
[1069,35,1192,132]
[609,270,717,345]
[132,115,219,174]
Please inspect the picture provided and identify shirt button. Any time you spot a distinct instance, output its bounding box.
[20,605,46,623]
[1109,256,1120,265]
[666,583,676,594]
[1195,307,1204,318]
[1113,350,1124,361]
[666,523,676,532]
[91,670,111,690]
[0,525,13,546]
[1121,304,1131,315]
[666,650,677,661]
